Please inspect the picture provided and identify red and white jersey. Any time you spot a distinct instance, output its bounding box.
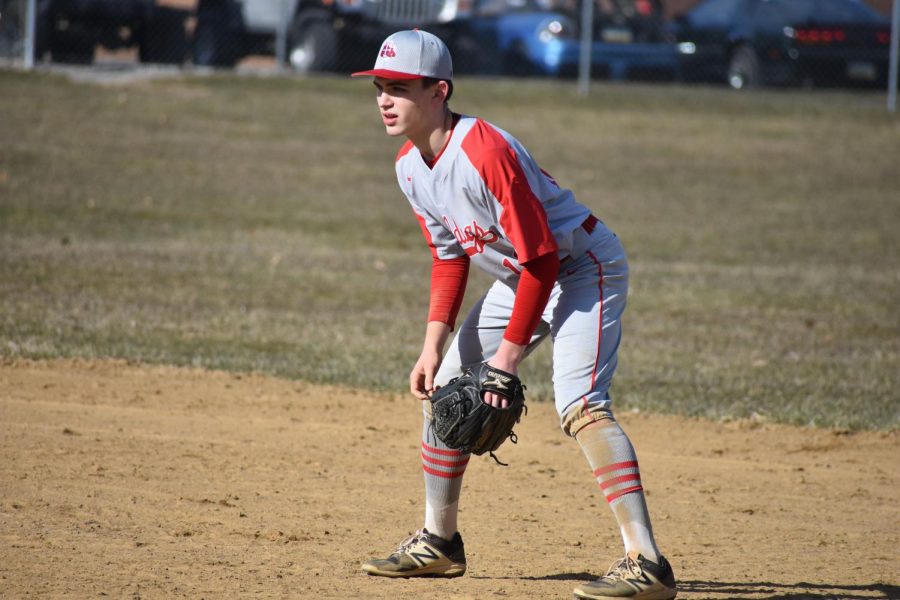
[396,115,604,284]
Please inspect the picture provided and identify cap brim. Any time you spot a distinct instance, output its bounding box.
[350,69,426,79]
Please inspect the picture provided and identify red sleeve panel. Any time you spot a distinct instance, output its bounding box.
[413,210,441,260]
[460,120,558,264]
[428,256,470,330]
[504,252,560,345]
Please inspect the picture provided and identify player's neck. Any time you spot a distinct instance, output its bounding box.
[411,107,454,163]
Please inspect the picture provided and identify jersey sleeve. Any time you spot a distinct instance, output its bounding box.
[461,122,559,264]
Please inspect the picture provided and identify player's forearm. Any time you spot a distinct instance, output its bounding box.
[422,320,453,356]
[503,251,559,345]
[489,339,527,373]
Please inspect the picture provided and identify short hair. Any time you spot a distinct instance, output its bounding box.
[422,77,454,103]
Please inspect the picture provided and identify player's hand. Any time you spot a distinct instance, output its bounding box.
[484,340,526,408]
[483,364,517,408]
[410,348,442,400]
[482,382,511,408]
[483,391,508,408]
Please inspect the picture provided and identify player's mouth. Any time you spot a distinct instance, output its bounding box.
[382,113,398,126]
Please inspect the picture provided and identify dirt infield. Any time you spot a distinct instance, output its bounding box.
[1,359,897,599]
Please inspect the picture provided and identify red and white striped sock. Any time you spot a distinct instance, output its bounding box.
[576,419,660,562]
[421,419,469,540]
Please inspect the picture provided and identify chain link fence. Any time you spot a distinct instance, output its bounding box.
[1,0,897,98]
[0,0,194,66]
[0,0,24,60]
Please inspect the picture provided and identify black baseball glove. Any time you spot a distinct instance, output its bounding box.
[429,362,527,465]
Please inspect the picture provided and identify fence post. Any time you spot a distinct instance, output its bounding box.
[23,0,36,69]
[577,0,595,96]
[888,0,899,113]
[275,0,289,70]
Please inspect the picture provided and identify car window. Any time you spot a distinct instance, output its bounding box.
[688,0,743,27]
[475,0,546,15]
[752,0,884,28]
[752,0,815,28]
[815,0,885,23]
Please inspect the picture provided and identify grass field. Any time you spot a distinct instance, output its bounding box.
[1,68,898,430]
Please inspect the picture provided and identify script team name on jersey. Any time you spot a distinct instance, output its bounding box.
[442,215,500,256]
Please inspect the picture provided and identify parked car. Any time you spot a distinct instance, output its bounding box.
[458,0,679,79]
[671,0,893,89]
[29,0,189,65]
[193,0,473,72]
[0,0,23,58]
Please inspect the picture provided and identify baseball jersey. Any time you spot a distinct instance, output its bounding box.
[396,115,595,286]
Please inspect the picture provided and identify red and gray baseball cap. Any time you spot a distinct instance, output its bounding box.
[352,29,453,80]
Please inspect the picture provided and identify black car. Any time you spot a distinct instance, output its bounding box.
[23,0,190,65]
[672,0,892,89]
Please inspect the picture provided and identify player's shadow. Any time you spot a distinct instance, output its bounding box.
[677,580,900,599]
[471,575,900,599]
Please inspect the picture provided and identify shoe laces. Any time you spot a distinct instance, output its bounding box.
[395,530,426,554]
[603,554,643,582]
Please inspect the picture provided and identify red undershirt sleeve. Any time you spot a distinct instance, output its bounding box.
[428,255,470,330]
[504,252,560,345]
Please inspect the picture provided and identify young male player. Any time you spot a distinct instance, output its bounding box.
[352,29,677,600]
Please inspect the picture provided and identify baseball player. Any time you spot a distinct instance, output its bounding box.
[352,30,677,600]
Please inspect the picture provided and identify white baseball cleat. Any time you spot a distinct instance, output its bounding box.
[361,528,466,578]
[573,552,677,599]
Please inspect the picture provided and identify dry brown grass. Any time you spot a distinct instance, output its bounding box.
[1,68,898,428]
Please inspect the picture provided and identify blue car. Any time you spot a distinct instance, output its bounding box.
[454,0,679,79]
[671,0,893,89]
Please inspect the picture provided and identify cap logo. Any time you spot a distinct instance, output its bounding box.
[379,42,397,59]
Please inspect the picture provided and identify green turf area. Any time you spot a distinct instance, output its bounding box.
[1,68,898,429]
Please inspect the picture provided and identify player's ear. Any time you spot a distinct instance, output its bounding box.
[434,80,450,103]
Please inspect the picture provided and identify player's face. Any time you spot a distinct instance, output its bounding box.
[373,77,441,139]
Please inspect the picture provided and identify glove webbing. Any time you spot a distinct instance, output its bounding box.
[488,414,525,466]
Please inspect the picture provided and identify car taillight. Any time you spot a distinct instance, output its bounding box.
[789,27,847,44]
[876,30,891,45]
[635,0,654,16]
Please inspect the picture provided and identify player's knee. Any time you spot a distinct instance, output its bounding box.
[561,403,616,438]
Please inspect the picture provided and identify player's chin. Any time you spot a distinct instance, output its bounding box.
[383,122,406,137]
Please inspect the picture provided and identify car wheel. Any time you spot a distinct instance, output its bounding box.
[48,26,94,64]
[504,40,539,77]
[192,0,242,68]
[288,14,337,73]
[727,45,761,90]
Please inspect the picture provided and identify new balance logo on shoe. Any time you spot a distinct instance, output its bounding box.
[621,568,654,594]
[409,545,439,567]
